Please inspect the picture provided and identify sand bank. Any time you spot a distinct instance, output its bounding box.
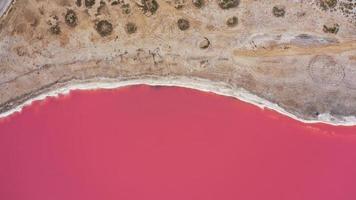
[1,77,356,126]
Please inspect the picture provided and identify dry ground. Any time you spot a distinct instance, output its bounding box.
[0,0,355,123]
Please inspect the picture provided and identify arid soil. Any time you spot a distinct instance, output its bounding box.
[0,0,355,124]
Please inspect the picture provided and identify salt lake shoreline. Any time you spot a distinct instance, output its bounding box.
[1,1,356,127]
[1,77,356,126]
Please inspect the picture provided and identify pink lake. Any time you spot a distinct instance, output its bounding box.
[1,85,356,200]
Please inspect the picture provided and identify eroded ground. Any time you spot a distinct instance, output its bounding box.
[0,0,355,123]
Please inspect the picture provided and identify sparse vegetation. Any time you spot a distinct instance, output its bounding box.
[226,16,238,27]
[76,0,82,7]
[111,0,119,5]
[65,10,78,27]
[49,25,61,35]
[96,20,113,37]
[319,0,338,10]
[192,0,204,8]
[137,0,159,16]
[172,0,186,9]
[85,0,96,8]
[177,18,190,30]
[217,0,239,9]
[272,6,286,17]
[323,23,339,34]
[126,22,137,34]
[121,4,131,14]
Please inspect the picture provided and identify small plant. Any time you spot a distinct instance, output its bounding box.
[172,0,186,9]
[192,0,204,8]
[76,0,82,7]
[323,23,339,34]
[49,25,61,35]
[47,15,60,35]
[96,20,113,37]
[85,0,96,8]
[121,4,131,14]
[272,6,285,17]
[126,22,137,34]
[226,16,238,27]
[177,18,190,31]
[217,0,239,9]
[136,0,159,16]
[111,0,119,5]
[319,0,337,10]
[65,10,78,27]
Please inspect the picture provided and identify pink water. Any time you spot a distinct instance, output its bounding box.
[1,85,356,200]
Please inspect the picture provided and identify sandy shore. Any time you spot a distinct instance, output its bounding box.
[1,77,356,126]
[1,0,356,126]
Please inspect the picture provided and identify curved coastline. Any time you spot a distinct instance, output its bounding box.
[1,77,356,126]
[0,1,356,126]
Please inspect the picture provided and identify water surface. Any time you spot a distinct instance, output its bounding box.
[1,85,356,200]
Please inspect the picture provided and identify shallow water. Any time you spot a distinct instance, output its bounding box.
[1,85,356,200]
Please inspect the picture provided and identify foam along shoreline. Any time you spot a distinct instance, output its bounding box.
[1,76,356,126]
